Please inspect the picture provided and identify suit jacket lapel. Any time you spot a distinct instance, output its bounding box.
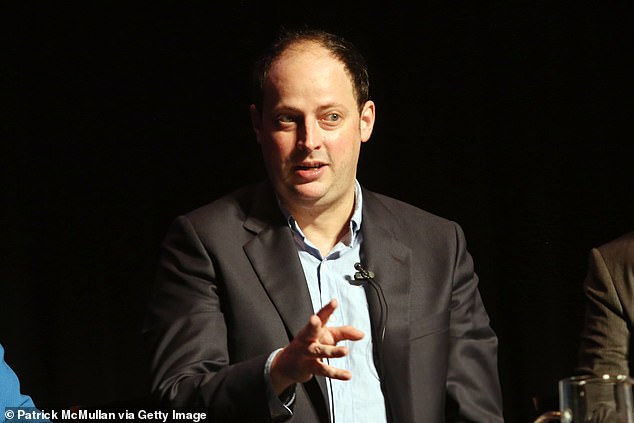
[242,183,330,420]
[361,188,414,423]
[242,188,313,338]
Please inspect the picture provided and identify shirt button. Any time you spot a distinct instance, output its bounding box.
[330,315,337,322]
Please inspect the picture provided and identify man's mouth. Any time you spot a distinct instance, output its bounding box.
[294,162,326,170]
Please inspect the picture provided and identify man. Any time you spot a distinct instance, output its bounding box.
[578,231,634,377]
[144,29,503,422]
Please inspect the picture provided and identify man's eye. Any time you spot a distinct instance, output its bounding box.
[325,113,340,122]
[277,115,295,123]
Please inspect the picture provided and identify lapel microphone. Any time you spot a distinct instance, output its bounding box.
[354,262,375,280]
[353,263,387,343]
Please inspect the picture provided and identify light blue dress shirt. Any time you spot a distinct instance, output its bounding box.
[285,182,387,423]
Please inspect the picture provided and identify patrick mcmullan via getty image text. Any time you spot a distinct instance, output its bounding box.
[4,408,207,422]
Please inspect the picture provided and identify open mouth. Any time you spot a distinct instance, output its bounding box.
[295,163,326,170]
[292,162,327,181]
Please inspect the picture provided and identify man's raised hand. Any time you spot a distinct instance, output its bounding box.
[270,299,365,395]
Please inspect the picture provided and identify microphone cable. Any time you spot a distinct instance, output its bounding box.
[353,263,388,344]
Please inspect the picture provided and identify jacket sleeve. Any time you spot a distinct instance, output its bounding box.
[142,216,274,422]
[445,223,504,422]
[577,247,631,376]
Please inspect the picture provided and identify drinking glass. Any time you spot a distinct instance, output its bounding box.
[534,374,634,423]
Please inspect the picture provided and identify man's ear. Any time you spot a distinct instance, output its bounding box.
[359,100,375,143]
[250,104,262,144]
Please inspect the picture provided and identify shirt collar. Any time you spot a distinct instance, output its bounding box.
[281,180,364,249]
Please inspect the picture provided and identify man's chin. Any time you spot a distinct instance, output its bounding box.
[291,188,328,205]
[278,184,329,207]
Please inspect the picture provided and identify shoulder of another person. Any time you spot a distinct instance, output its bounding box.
[603,231,634,248]
[597,231,634,263]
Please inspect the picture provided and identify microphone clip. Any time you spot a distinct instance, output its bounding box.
[354,262,375,280]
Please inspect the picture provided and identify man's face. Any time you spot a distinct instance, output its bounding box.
[251,42,375,214]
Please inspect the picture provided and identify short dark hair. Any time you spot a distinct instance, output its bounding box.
[252,28,370,113]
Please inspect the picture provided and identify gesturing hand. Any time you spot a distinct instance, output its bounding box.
[270,299,364,395]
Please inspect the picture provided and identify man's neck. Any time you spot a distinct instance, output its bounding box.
[287,192,356,257]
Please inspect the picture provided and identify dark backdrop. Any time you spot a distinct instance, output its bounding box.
[3,2,633,422]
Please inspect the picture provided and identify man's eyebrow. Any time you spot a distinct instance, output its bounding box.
[270,103,349,115]
[271,105,302,114]
[317,102,347,111]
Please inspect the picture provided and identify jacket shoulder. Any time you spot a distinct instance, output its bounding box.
[361,188,469,255]
[596,231,634,268]
[363,189,458,232]
[184,184,259,225]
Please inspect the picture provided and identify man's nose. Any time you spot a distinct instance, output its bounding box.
[297,119,321,151]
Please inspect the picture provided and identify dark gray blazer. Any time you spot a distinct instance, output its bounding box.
[578,231,634,377]
[143,182,504,422]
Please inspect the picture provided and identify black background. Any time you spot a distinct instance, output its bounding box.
[2,2,633,422]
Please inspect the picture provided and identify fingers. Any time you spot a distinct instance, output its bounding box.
[316,299,337,325]
[271,298,365,392]
[314,359,353,381]
[295,314,325,344]
[308,343,349,359]
[296,299,365,345]
[328,325,364,343]
[296,299,338,343]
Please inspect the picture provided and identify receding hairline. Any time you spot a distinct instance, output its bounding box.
[252,29,370,113]
[267,41,347,79]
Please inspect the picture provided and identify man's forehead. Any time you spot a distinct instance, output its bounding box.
[266,43,347,87]
[280,39,328,57]
[259,41,357,111]
[270,41,335,70]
